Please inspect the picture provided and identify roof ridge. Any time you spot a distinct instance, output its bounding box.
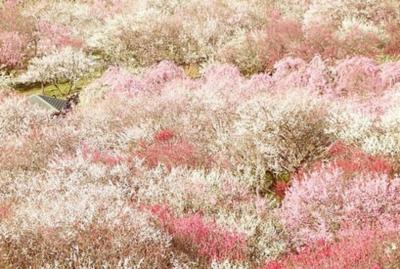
[30,95,68,112]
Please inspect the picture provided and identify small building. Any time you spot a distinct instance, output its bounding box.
[28,95,68,113]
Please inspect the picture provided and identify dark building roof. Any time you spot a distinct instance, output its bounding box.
[28,95,68,112]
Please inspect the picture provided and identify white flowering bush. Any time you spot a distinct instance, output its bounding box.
[232,91,333,186]
[18,48,96,93]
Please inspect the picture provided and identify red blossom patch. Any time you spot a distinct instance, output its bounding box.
[273,181,289,199]
[82,144,123,167]
[136,131,209,169]
[154,129,175,142]
[150,204,247,262]
[327,141,392,175]
[298,141,393,179]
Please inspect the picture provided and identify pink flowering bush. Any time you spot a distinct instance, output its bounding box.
[202,63,244,92]
[85,61,184,100]
[0,0,36,69]
[268,56,400,97]
[0,32,27,69]
[271,56,331,94]
[96,66,144,95]
[37,20,83,54]
[334,56,384,96]
[380,62,400,89]
[142,60,186,90]
[281,159,400,246]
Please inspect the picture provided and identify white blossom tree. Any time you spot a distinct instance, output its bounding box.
[18,47,96,95]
